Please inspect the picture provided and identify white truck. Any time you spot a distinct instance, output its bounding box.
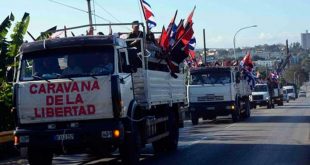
[188,67,252,125]
[10,24,186,165]
[250,84,274,109]
[283,85,296,100]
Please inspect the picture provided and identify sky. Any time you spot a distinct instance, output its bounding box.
[1,0,310,48]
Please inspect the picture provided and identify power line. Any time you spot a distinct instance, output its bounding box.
[94,1,132,31]
[48,0,112,23]
[94,1,122,23]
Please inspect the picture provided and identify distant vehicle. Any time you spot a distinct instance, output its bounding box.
[188,67,252,125]
[283,86,296,100]
[250,84,274,109]
[298,91,307,97]
[283,89,289,103]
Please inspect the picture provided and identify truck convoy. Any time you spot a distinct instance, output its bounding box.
[11,24,187,165]
[188,67,252,125]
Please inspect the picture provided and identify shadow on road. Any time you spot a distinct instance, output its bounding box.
[241,115,310,123]
[140,143,310,165]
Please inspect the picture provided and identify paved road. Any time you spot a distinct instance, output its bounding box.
[1,97,310,165]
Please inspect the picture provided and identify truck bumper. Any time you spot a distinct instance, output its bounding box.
[14,119,124,154]
[189,101,235,117]
[251,100,269,106]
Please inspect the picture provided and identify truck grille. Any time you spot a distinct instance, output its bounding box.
[252,95,263,100]
[197,95,224,101]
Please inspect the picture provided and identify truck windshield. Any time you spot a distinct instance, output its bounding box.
[287,89,294,93]
[190,71,231,85]
[20,46,114,81]
[254,85,268,92]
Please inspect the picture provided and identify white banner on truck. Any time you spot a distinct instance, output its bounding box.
[17,77,113,124]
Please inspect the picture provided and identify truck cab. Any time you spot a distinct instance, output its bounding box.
[188,67,251,125]
[12,24,186,165]
[250,84,274,109]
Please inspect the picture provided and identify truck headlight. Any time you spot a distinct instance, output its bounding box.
[265,97,269,100]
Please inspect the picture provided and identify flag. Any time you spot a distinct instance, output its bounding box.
[240,52,253,68]
[184,6,196,30]
[188,36,196,59]
[169,23,177,46]
[175,19,185,40]
[167,10,178,34]
[141,0,157,29]
[159,26,169,51]
[244,71,256,90]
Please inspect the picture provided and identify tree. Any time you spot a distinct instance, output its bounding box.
[0,13,30,131]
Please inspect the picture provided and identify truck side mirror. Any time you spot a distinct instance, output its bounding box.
[6,66,14,83]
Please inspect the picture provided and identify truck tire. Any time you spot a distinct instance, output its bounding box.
[278,101,284,106]
[120,109,141,165]
[232,99,240,122]
[191,111,199,125]
[244,98,251,118]
[27,147,53,165]
[152,106,179,153]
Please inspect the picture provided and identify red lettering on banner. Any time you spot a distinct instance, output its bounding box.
[75,94,84,104]
[71,82,79,92]
[55,107,63,117]
[46,96,54,105]
[30,84,37,94]
[87,105,96,114]
[72,106,78,116]
[47,83,56,94]
[64,107,72,116]
[64,82,72,93]
[55,95,63,105]
[91,80,100,91]
[81,81,91,92]
[34,108,41,118]
[66,95,74,104]
[46,107,54,117]
[56,84,64,93]
[79,106,86,115]
[33,104,97,118]
[38,84,46,94]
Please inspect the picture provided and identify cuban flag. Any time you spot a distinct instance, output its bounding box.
[141,0,157,29]
[169,23,177,46]
[188,36,196,59]
[244,71,256,90]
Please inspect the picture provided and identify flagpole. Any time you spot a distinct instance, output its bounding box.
[139,0,150,33]
[203,28,207,64]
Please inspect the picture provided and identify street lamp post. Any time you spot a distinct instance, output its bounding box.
[233,25,258,60]
[294,71,298,84]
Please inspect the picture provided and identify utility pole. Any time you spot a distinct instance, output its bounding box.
[86,0,94,34]
[203,29,207,64]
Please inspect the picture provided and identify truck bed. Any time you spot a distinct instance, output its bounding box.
[132,69,186,107]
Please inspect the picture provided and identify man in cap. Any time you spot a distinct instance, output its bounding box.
[127,21,144,51]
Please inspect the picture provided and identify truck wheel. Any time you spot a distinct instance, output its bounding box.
[120,110,141,164]
[191,112,199,125]
[232,100,240,122]
[278,101,284,106]
[244,99,251,118]
[28,148,53,165]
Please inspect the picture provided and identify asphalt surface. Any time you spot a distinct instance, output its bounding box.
[1,97,309,165]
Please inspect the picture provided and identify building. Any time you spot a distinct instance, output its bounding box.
[301,30,310,49]
[254,60,275,68]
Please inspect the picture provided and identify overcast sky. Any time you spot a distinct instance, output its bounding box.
[1,0,309,48]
